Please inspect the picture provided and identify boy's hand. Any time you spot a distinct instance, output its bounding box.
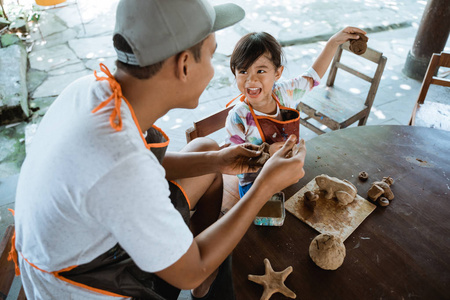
[329,26,367,46]
[218,143,263,175]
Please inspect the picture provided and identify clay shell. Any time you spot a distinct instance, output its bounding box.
[309,233,346,270]
[378,197,390,206]
[358,171,369,181]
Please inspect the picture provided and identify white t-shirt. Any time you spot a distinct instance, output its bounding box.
[14,75,193,299]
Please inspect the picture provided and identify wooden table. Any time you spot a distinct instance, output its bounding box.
[232,125,450,300]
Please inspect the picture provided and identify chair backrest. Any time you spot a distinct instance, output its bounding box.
[409,51,450,126]
[298,42,387,135]
[327,41,387,109]
[415,52,450,104]
[0,224,26,300]
[185,105,234,144]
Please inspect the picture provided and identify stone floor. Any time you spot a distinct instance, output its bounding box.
[0,0,449,298]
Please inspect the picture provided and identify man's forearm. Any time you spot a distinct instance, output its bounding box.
[193,181,274,281]
[162,151,221,180]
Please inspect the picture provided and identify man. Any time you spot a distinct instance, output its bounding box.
[13,0,307,299]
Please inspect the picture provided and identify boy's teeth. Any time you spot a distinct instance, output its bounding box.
[247,88,261,96]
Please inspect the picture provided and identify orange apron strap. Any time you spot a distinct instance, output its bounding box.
[147,125,170,149]
[226,94,246,107]
[19,250,128,298]
[170,180,191,210]
[7,210,126,297]
[91,63,170,150]
[271,92,282,106]
[7,209,20,276]
[92,63,125,132]
[246,102,267,143]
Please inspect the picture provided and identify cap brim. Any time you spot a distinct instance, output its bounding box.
[212,3,245,32]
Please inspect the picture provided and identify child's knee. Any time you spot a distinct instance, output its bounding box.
[184,137,220,152]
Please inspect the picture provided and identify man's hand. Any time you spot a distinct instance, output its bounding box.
[218,143,263,175]
[254,135,307,195]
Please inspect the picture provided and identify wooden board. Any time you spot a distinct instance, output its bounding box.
[285,176,376,241]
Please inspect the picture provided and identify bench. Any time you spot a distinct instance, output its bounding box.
[0,225,26,300]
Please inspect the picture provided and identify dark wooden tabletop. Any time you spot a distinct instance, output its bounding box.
[232,125,450,300]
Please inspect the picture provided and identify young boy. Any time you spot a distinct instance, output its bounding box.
[225,28,366,197]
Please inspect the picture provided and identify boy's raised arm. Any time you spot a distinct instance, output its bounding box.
[312,26,367,78]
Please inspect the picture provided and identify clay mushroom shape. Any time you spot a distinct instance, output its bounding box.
[368,181,394,201]
[309,233,346,270]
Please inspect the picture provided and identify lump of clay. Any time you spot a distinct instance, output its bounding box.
[315,174,357,205]
[309,233,346,270]
[349,33,368,55]
[248,258,296,300]
[249,142,270,166]
[304,191,318,211]
[382,176,394,186]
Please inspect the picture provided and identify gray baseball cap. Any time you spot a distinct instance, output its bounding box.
[114,0,245,67]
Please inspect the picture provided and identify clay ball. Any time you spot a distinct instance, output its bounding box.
[309,233,346,270]
[349,33,368,55]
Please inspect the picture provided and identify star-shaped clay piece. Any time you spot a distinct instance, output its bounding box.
[248,258,296,300]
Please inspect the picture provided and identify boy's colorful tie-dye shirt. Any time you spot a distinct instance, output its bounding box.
[225,67,320,186]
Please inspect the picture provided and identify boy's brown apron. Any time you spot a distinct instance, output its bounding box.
[9,64,190,300]
[227,94,301,189]
[234,94,301,144]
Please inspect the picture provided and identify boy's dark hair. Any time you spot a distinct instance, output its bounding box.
[114,34,205,80]
[230,32,284,76]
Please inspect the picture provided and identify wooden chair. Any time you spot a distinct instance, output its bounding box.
[0,225,27,300]
[298,41,387,135]
[185,105,234,144]
[185,105,240,214]
[409,51,450,131]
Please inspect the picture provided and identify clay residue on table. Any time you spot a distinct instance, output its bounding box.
[285,178,376,241]
[405,156,434,168]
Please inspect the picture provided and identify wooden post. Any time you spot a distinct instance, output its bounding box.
[403,0,450,80]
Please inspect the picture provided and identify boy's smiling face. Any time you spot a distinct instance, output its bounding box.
[235,53,283,109]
